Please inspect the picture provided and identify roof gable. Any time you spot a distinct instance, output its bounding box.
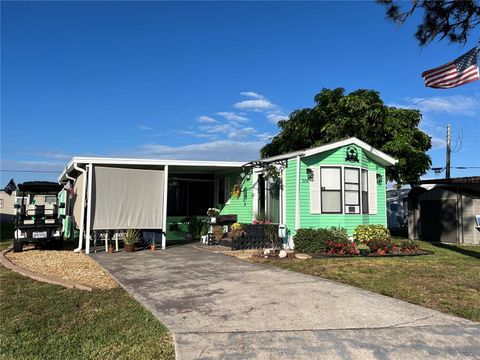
[261,137,397,166]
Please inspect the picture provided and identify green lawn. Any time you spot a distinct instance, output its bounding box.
[0,265,174,359]
[252,240,480,322]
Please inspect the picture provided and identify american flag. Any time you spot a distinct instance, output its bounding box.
[421,47,479,89]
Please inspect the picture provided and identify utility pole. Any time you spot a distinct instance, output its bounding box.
[446,124,451,179]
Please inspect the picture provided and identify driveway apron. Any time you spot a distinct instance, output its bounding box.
[91,245,480,359]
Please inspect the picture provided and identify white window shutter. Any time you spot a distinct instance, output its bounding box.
[310,167,321,214]
[368,171,377,214]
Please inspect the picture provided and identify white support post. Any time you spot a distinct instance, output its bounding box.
[105,230,108,252]
[85,163,93,254]
[73,163,87,253]
[115,232,119,252]
[295,155,301,230]
[162,165,169,250]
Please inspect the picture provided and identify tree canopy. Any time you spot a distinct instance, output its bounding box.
[377,0,480,46]
[260,88,432,186]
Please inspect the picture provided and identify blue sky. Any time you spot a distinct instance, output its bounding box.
[1,1,479,185]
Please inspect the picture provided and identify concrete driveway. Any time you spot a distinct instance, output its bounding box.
[91,245,480,359]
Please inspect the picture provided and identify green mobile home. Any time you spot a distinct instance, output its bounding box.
[219,137,397,247]
[59,137,396,253]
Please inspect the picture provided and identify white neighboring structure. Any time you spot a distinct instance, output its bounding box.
[386,188,410,230]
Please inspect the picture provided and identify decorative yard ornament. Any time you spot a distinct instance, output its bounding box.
[345,146,359,163]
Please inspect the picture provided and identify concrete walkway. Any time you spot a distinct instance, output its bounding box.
[91,245,480,359]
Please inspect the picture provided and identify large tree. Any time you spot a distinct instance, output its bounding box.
[377,0,480,46]
[260,88,432,186]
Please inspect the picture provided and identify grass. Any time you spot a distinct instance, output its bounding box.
[0,265,174,359]
[252,240,480,322]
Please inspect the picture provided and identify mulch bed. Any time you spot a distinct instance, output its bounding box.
[5,248,118,289]
[313,250,433,259]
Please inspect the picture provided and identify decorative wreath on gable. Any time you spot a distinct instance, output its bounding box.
[345,146,359,163]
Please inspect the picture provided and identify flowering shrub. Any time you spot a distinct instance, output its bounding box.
[294,227,359,255]
[229,223,244,239]
[353,224,391,243]
[324,238,359,256]
[353,224,392,252]
[252,218,271,225]
[363,238,393,253]
[399,239,420,252]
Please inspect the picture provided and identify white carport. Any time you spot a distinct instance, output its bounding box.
[59,157,244,254]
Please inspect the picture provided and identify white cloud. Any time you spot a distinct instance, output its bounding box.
[266,111,287,124]
[240,91,264,99]
[197,116,217,123]
[233,99,276,111]
[199,123,234,134]
[431,137,447,150]
[216,111,249,122]
[138,125,153,130]
[175,130,217,140]
[140,140,264,161]
[228,127,255,140]
[391,95,479,116]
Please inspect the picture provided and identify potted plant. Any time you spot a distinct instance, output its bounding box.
[150,238,156,251]
[124,229,140,252]
[108,241,115,253]
[357,243,370,256]
[207,208,220,223]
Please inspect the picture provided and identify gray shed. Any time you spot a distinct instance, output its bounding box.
[408,177,480,245]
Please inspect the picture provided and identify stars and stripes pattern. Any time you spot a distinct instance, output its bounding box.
[421,47,479,89]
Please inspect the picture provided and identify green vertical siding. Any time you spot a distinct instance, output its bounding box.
[285,144,388,238]
[219,171,254,223]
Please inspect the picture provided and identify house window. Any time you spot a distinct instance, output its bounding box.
[321,167,342,213]
[344,168,360,214]
[0,199,3,208]
[361,169,368,214]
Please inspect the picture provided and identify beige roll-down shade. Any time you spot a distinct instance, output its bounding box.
[73,173,84,227]
[91,166,164,230]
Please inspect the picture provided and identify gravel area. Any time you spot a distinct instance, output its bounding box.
[5,249,118,289]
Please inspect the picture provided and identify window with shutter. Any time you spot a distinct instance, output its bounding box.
[320,167,342,214]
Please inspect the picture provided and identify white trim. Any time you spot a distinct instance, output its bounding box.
[73,163,87,253]
[261,137,397,167]
[224,177,231,203]
[252,170,260,220]
[295,155,300,230]
[85,163,93,255]
[59,157,244,182]
[318,164,371,215]
[282,169,286,225]
[162,165,169,250]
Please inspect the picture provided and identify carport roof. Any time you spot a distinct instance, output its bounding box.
[59,157,245,182]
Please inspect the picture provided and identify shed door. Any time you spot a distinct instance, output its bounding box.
[420,200,458,243]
